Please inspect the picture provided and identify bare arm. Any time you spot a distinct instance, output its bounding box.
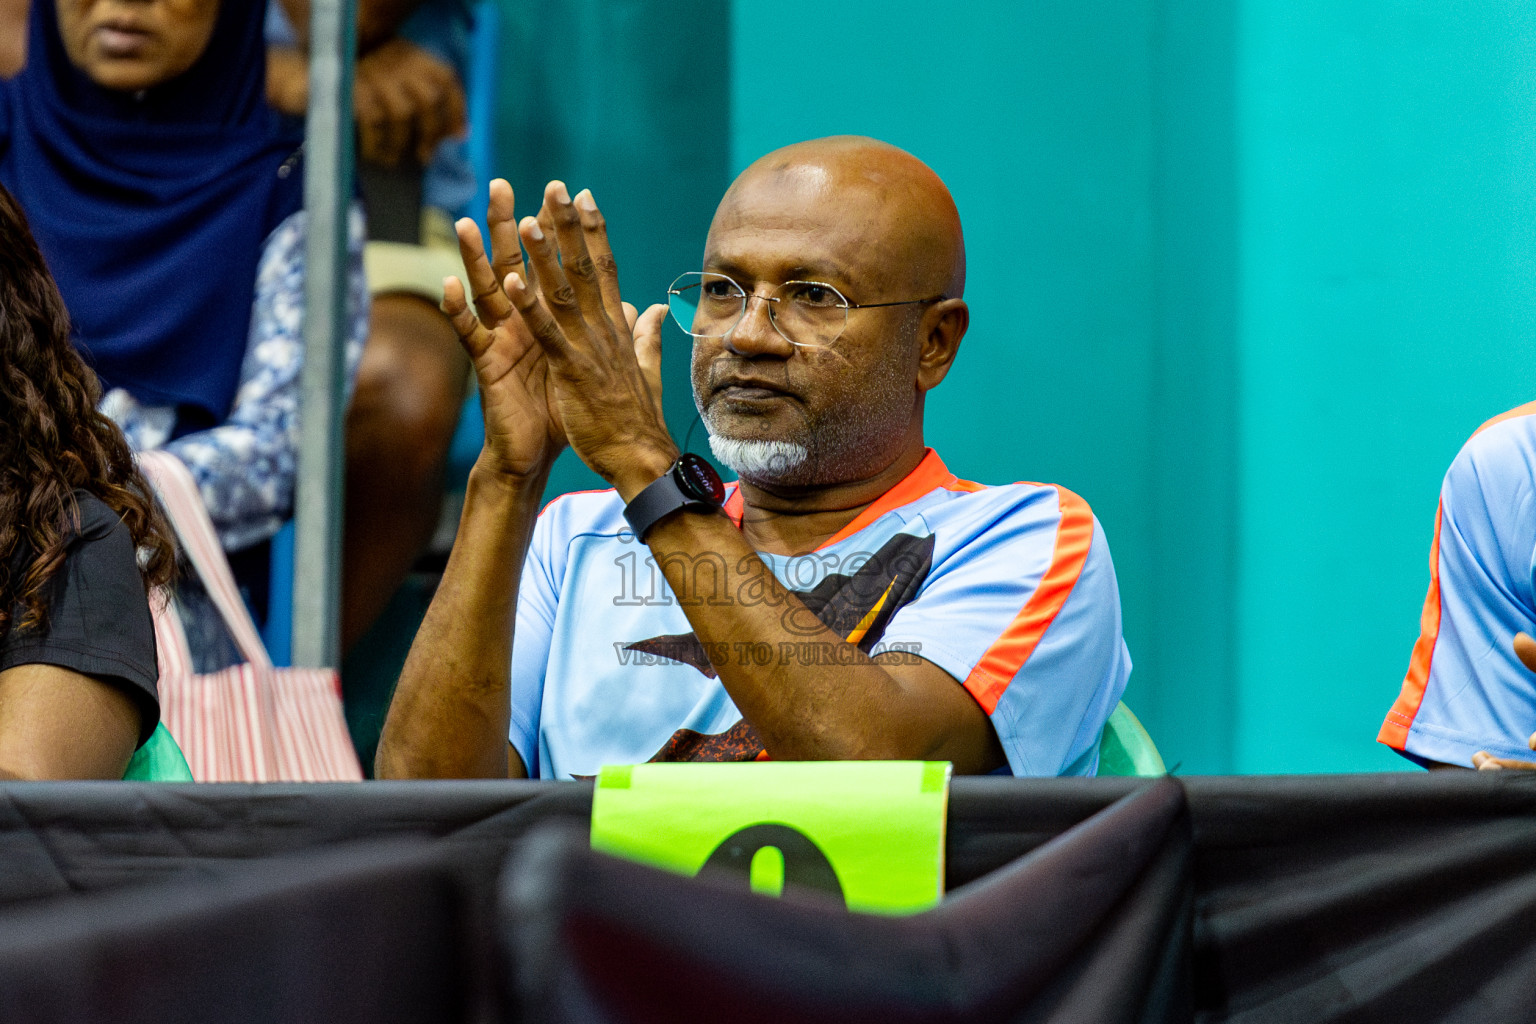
[644,513,1005,773]
[375,465,539,779]
[0,664,140,780]
[375,180,563,779]
[0,0,28,79]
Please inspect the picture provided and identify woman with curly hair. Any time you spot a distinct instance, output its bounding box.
[0,0,367,666]
[0,181,174,779]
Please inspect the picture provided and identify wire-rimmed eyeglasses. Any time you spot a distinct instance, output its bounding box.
[666,272,944,349]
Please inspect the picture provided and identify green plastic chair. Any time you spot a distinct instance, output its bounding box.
[1097,702,1166,777]
[123,723,194,782]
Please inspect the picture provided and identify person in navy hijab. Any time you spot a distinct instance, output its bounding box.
[0,0,368,581]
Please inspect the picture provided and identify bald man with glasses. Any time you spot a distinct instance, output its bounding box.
[376,136,1132,780]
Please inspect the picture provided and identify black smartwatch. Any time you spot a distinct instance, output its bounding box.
[622,453,727,541]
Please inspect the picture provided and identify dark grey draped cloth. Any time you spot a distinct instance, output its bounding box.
[0,773,1532,1022]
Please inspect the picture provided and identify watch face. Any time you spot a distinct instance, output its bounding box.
[676,453,726,506]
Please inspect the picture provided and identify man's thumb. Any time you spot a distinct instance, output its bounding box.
[1514,632,1536,675]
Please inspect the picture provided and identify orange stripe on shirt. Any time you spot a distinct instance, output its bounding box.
[723,484,744,528]
[1379,502,1445,749]
[1378,401,1536,750]
[963,486,1096,715]
[817,450,955,550]
[1472,400,1536,439]
[723,450,982,545]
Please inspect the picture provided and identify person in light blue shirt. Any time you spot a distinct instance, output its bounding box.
[378,137,1133,782]
[511,456,1128,780]
[1381,402,1536,769]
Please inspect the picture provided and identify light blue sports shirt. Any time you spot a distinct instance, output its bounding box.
[509,451,1131,780]
[1382,403,1536,766]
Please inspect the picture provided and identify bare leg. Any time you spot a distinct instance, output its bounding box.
[342,291,469,653]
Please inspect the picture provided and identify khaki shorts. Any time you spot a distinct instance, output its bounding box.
[363,207,463,301]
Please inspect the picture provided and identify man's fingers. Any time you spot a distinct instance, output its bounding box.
[622,301,639,332]
[535,193,557,241]
[354,77,385,165]
[485,179,528,285]
[1473,750,1536,771]
[405,76,446,165]
[633,304,664,375]
[454,218,515,326]
[633,303,667,419]
[423,60,467,141]
[1515,633,1536,676]
[443,72,468,138]
[541,180,613,331]
[505,271,577,365]
[518,211,593,345]
[371,76,413,168]
[402,53,459,163]
[440,276,493,359]
[573,189,627,328]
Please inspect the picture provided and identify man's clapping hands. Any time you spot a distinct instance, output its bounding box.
[442,178,677,499]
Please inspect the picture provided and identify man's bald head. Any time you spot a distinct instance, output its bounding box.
[693,137,971,490]
[707,136,966,300]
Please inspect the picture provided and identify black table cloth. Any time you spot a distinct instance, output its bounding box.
[0,772,1532,1022]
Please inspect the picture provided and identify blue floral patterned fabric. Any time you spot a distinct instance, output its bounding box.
[104,207,370,552]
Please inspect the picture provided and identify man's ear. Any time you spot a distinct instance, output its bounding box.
[916,299,968,392]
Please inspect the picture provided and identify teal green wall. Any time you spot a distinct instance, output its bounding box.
[1150,0,1240,772]
[1233,0,1536,771]
[493,0,1536,773]
[490,0,732,496]
[731,0,1236,769]
[730,0,1166,762]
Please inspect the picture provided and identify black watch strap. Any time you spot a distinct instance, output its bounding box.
[623,455,725,541]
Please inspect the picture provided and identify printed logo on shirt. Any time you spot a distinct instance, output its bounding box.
[619,532,936,764]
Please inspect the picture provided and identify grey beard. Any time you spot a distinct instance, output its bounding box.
[706,434,811,483]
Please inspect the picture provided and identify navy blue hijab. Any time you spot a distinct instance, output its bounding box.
[0,0,305,425]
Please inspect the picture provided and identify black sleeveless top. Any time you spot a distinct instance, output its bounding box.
[0,492,159,745]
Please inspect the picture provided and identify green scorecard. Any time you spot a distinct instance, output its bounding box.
[589,760,951,914]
